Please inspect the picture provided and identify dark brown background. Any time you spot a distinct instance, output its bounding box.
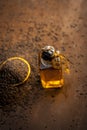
[0,0,87,129]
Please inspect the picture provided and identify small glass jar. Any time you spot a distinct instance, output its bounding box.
[39,46,70,88]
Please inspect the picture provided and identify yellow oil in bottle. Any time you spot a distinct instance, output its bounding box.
[40,67,64,88]
[39,45,70,89]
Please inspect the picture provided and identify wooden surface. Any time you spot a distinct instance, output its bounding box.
[0,0,87,129]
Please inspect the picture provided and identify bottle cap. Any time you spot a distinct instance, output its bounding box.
[41,46,55,61]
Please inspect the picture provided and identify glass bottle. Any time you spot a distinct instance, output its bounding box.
[39,46,70,89]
